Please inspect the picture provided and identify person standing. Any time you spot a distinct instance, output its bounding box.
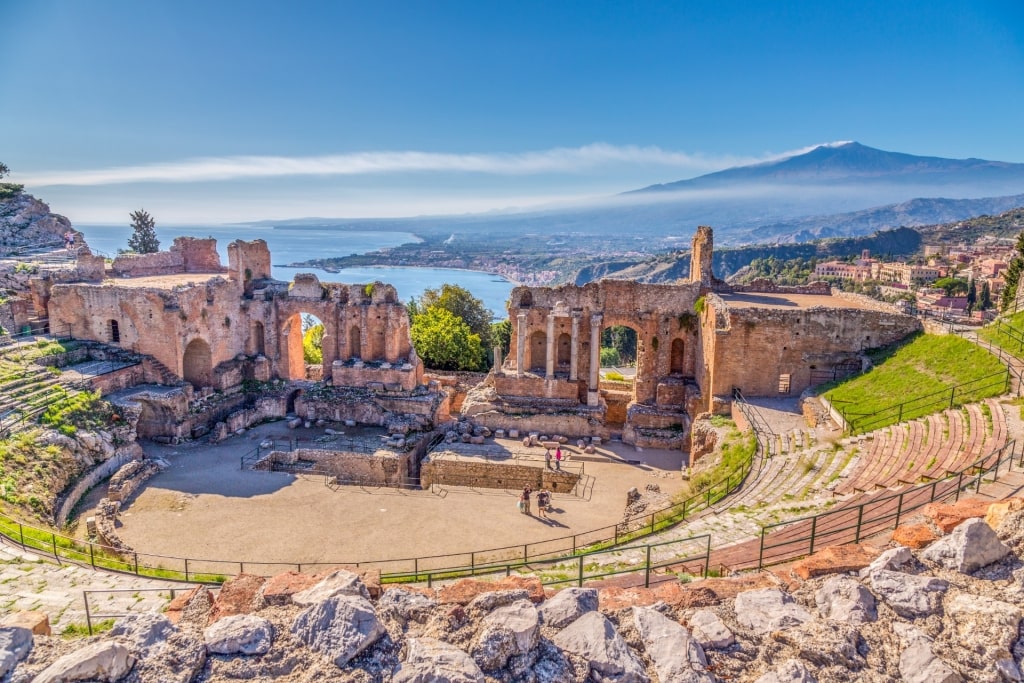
[545,449,552,469]
[521,486,532,515]
[554,447,562,471]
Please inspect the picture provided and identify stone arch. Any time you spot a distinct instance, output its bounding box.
[519,291,533,308]
[280,312,324,380]
[670,338,685,374]
[109,319,120,343]
[349,325,362,359]
[529,330,546,372]
[557,332,571,367]
[182,338,212,389]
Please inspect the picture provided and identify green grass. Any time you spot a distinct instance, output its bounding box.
[62,618,114,638]
[978,311,1024,358]
[824,333,1006,433]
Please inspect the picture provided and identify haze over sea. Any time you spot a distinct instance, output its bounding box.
[78,223,515,317]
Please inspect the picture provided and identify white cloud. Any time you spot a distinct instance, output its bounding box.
[17,142,846,187]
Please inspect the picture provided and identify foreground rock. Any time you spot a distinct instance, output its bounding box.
[33,641,134,683]
[393,637,484,683]
[921,517,1012,573]
[552,611,648,683]
[867,569,948,618]
[0,627,32,678]
[290,595,384,667]
[538,587,598,628]
[204,614,275,655]
[632,606,713,683]
[734,589,812,634]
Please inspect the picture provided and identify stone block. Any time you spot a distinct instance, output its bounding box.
[792,544,879,580]
[1,611,50,636]
[892,523,938,549]
[985,497,1024,531]
[922,498,992,533]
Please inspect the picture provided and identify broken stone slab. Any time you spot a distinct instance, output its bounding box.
[894,623,962,683]
[688,609,735,649]
[291,595,384,668]
[632,606,713,683]
[467,589,531,615]
[985,497,1024,530]
[33,641,135,683]
[211,574,266,621]
[469,436,484,445]
[921,517,1012,573]
[470,599,539,671]
[734,589,813,634]
[868,570,948,619]
[793,544,878,579]
[754,659,818,683]
[551,611,648,683]
[292,569,371,606]
[507,429,519,439]
[892,523,939,549]
[859,546,914,578]
[287,417,302,429]
[538,587,598,629]
[0,626,33,679]
[814,576,877,624]
[393,637,484,683]
[203,613,274,655]
[344,419,357,427]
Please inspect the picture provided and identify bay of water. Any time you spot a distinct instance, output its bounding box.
[78,223,515,316]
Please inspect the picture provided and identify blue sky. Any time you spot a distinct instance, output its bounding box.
[2,0,1023,223]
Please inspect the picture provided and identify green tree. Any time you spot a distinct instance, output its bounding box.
[980,281,993,311]
[934,276,968,296]
[410,307,484,371]
[601,325,637,366]
[490,319,511,357]
[418,284,493,351]
[1002,231,1024,312]
[127,209,160,254]
[966,279,977,314]
[0,162,8,179]
[600,347,620,367]
[302,314,324,364]
[0,162,23,200]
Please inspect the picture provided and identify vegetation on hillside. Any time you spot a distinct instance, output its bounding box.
[0,429,82,522]
[0,161,24,200]
[1001,231,1024,311]
[823,333,1006,430]
[978,310,1024,357]
[40,390,115,436]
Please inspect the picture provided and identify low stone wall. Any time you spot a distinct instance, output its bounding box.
[93,499,131,554]
[111,250,185,278]
[494,374,581,401]
[726,279,832,295]
[107,459,163,503]
[421,457,579,493]
[53,448,138,526]
[260,448,409,486]
[332,363,420,391]
[469,410,606,441]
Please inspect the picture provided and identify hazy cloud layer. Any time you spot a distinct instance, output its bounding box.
[19,143,845,187]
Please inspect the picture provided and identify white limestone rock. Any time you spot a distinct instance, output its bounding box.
[292,569,370,605]
[107,612,204,683]
[33,641,135,683]
[868,569,948,618]
[859,546,914,578]
[467,589,530,614]
[894,623,963,683]
[204,613,274,655]
[538,588,598,628]
[688,609,735,649]
[0,626,32,679]
[734,589,813,634]
[632,606,714,683]
[754,659,817,683]
[470,599,539,671]
[291,595,384,668]
[393,637,484,683]
[944,593,1022,659]
[921,517,1012,573]
[551,611,649,683]
[379,588,437,624]
[814,576,877,624]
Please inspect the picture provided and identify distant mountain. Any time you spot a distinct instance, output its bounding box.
[631,142,1024,193]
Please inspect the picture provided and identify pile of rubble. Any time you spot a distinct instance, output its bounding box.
[3,498,1024,682]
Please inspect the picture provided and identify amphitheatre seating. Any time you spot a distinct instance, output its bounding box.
[835,399,1006,495]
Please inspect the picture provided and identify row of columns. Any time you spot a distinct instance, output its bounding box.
[514,310,604,406]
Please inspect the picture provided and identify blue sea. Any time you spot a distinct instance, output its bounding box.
[78,223,515,317]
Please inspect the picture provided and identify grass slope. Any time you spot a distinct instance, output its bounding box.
[978,311,1024,358]
[824,333,1006,432]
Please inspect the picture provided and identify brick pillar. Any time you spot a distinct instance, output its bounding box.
[545,313,556,379]
[570,314,580,381]
[588,314,602,407]
[516,312,527,378]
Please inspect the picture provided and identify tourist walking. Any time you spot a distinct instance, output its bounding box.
[545,449,552,469]
[521,486,532,515]
[554,447,562,470]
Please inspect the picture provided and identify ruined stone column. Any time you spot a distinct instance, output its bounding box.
[570,314,580,381]
[588,314,602,406]
[545,313,556,379]
[360,307,369,361]
[516,312,527,378]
